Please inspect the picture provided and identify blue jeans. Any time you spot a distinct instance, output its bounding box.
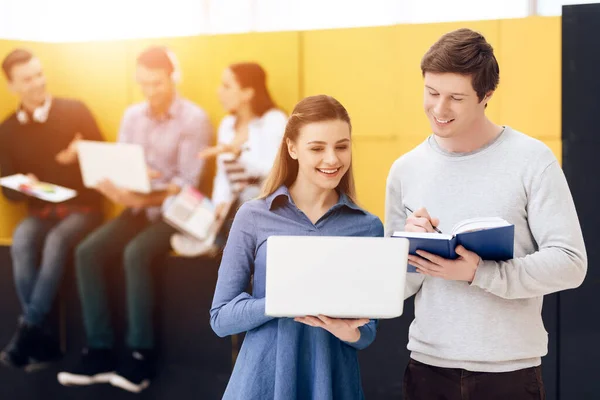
[10,213,102,327]
[75,209,176,350]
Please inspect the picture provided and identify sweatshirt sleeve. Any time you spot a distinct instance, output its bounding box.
[471,160,587,299]
[385,160,425,299]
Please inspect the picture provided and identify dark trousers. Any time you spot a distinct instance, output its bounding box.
[403,358,545,400]
[75,209,176,349]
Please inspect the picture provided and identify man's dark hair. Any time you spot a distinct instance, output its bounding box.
[2,49,34,81]
[136,46,174,76]
[421,28,500,102]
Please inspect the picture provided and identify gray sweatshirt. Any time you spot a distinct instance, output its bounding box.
[385,127,587,372]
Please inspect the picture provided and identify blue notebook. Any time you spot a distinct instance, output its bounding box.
[392,217,515,272]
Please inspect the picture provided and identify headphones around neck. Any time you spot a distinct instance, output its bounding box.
[164,48,182,84]
[16,96,52,124]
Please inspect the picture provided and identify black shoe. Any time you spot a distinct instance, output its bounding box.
[26,330,63,372]
[110,350,154,393]
[0,320,29,369]
[57,348,115,386]
[0,319,61,371]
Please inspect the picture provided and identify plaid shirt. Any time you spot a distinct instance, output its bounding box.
[117,96,213,221]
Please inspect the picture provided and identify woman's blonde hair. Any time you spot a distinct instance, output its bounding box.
[259,95,356,202]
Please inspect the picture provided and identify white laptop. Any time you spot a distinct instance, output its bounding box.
[77,140,151,194]
[265,236,409,319]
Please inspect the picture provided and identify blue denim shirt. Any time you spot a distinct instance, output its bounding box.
[210,185,384,400]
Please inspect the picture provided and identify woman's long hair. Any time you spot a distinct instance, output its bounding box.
[229,62,276,117]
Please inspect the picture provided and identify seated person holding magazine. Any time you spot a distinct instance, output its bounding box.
[169,62,287,257]
[0,49,104,371]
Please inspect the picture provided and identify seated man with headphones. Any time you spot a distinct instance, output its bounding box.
[57,46,213,393]
[0,49,105,370]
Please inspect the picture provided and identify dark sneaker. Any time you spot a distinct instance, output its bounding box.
[57,348,115,386]
[0,321,30,369]
[0,319,61,371]
[25,330,63,372]
[110,350,154,393]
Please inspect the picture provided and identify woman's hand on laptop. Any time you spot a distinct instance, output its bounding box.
[294,315,370,343]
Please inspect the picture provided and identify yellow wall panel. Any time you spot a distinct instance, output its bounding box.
[497,17,561,142]
[303,26,402,138]
[47,42,130,142]
[0,40,17,240]
[0,40,19,120]
[543,138,562,165]
[0,188,26,240]
[352,136,426,219]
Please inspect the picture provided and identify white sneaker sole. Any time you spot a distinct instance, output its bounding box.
[24,360,52,373]
[110,375,150,393]
[57,371,115,386]
[171,233,217,257]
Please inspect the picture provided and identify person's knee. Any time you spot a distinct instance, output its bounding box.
[39,229,75,270]
[75,235,100,268]
[11,219,42,257]
[123,241,150,274]
[10,237,34,259]
[44,228,71,254]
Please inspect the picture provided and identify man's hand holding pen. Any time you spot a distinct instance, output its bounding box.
[404,206,481,283]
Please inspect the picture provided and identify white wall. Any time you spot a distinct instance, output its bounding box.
[0,0,590,42]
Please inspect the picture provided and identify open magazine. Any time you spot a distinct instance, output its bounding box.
[0,174,77,203]
[162,186,218,241]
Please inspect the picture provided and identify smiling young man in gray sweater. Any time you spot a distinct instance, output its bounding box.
[385,28,587,400]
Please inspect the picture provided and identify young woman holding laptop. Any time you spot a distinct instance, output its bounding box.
[210,95,384,400]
